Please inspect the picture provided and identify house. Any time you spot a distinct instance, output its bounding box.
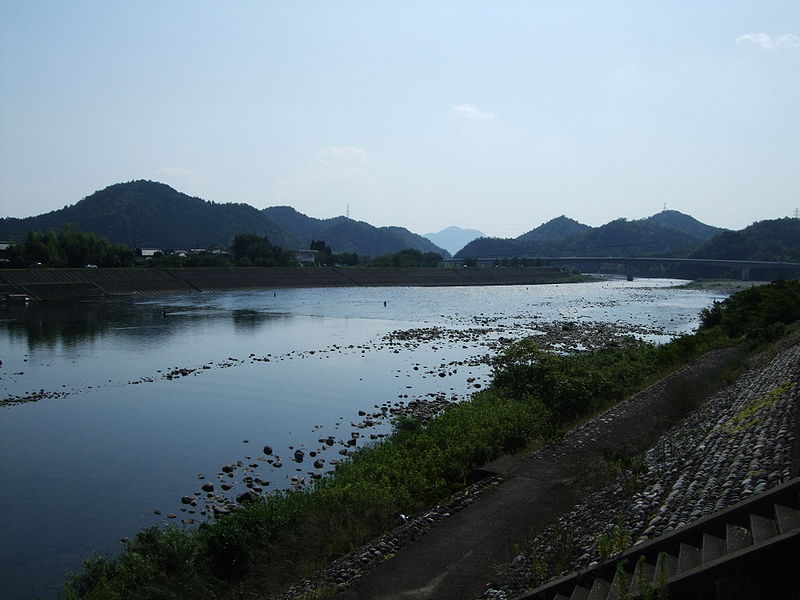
[0,241,13,262]
[295,249,318,266]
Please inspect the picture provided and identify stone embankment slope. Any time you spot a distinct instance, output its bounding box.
[322,336,798,600]
[0,266,572,300]
[484,332,799,598]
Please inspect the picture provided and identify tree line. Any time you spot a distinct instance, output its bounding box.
[1,227,444,269]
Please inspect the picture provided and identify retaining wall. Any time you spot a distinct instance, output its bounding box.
[0,266,571,300]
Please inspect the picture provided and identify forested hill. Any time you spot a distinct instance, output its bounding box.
[516,215,591,243]
[0,181,296,250]
[456,214,705,259]
[263,206,449,257]
[0,182,448,257]
[642,210,725,242]
[690,218,800,262]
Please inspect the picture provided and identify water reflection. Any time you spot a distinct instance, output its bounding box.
[231,308,284,333]
[2,301,119,349]
[0,300,289,351]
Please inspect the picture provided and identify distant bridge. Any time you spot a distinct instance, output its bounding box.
[443,256,800,280]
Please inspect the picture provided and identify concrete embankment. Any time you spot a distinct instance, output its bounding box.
[483,333,799,599]
[0,266,573,301]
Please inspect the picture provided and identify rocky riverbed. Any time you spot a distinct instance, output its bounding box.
[481,332,799,599]
[161,319,667,522]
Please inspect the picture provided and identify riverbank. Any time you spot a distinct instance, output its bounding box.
[282,329,798,600]
[0,266,584,301]
[482,330,799,599]
[292,345,747,600]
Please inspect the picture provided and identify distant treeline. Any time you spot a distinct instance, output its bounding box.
[4,227,137,268]
[1,227,445,269]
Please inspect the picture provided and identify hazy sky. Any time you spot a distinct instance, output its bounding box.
[1,1,798,238]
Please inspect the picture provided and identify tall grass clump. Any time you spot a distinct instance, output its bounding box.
[65,280,800,599]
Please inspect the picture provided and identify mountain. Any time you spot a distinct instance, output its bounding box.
[691,218,800,262]
[0,182,449,257]
[0,181,295,249]
[263,206,449,257]
[642,210,725,242]
[423,226,485,255]
[562,218,698,256]
[516,216,591,243]
[456,214,709,259]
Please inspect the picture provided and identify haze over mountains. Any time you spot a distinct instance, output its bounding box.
[1,180,798,263]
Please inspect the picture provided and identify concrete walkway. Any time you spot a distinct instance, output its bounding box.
[338,348,740,600]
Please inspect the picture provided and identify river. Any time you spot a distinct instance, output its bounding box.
[0,278,727,599]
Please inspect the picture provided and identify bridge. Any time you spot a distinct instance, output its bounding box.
[443,256,800,280]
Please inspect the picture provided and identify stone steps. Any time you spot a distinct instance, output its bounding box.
[513,477,800,599]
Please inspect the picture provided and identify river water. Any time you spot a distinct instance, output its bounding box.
[0,278,726,599]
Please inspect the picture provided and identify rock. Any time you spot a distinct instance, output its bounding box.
[294,449,305,462]
[202,482,215,492]
[263,445,273,455]
[236,490,258,504]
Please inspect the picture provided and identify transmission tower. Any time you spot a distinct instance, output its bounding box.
[346,203,350,219]
[795,207,799,219]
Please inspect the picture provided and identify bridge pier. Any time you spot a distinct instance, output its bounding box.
[742,267,750,281]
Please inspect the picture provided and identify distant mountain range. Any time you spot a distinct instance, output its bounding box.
[1,181,798,265]
[0,181,449,258]
[422,226,485,255]
[456,211,728,259]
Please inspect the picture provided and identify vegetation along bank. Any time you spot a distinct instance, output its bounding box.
[64,280,800,599]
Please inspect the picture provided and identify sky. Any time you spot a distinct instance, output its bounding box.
[1,1,798,239]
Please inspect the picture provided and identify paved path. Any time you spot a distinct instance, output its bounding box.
[338,348,740,600]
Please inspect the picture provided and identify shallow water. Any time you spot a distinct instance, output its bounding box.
[0,278,726,599]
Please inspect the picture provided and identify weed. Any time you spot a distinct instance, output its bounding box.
[599,516,632,561]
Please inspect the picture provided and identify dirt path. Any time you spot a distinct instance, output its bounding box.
[336,347,740,600]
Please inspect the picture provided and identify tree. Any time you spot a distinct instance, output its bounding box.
[230,233,294,267]
[5,226,136,268]
[310,240,333,265]
[369,249,443,267]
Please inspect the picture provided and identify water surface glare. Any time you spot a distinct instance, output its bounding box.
[0,280,726,599]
